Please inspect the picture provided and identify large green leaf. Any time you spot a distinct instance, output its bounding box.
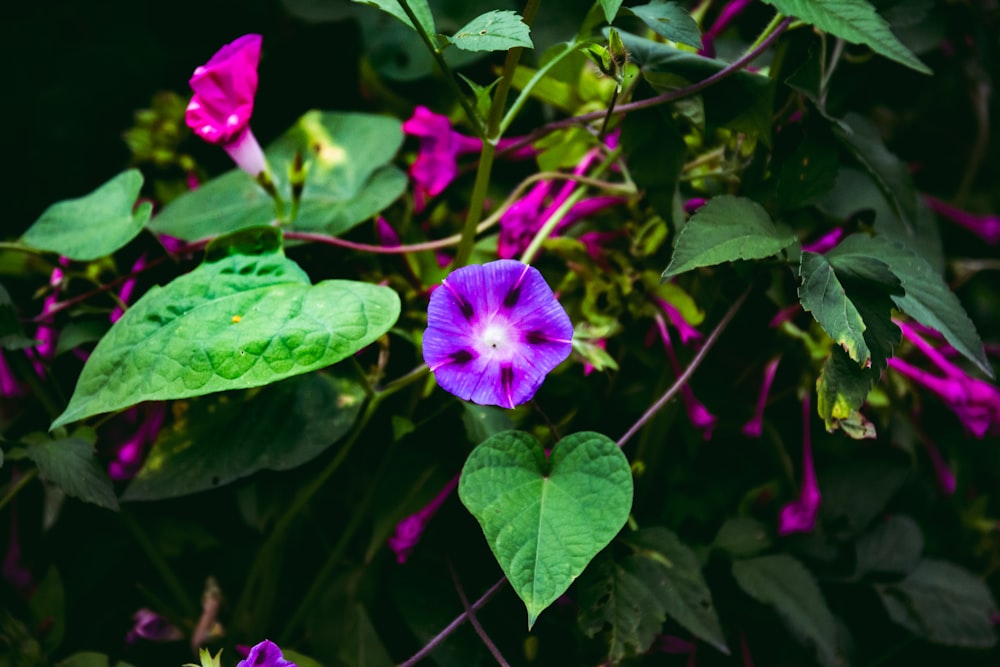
[876,559,998,648]
[149,112,406,240]
[799,251,870,365]
[732,554,841,667]
[52,228,400,428]
[24,434,118,510]
[614,30,774,139]
[836,234,991,377]
[855,515,923,579]
[446,10,532,52]
[599,0,624,23]
[123,371,365,500]
[459,430,633,628]
[620,106,686,225]
[760,0,931,74]
[663,195,796,278]
[351,0,435,36]
[627,1,701,50]
[712,517,772,558]
[21,170,152,261]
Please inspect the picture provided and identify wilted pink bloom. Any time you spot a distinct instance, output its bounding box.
[779,395,821,535]
[890,320,1000,438]
[402,106,533,212]
[126,608,183,643]
[652,313,716,439]
[924,195,1000,244]
[743,356,781,438]
[185,34,268,178]
[388,476,459,564]
[802,227,844,254]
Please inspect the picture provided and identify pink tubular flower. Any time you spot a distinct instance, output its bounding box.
[743,356,781,438]
[924,194,1000,244]
[185,34,268,178]
[103,402,168,480]
[802,227,845,254]
[402,106,534,212]
[653,313,716,439]
[388,475,459,564]
[111,253,148,323]
[699,0,752,58]
[779,394,821,535]
[889,320,1000,438]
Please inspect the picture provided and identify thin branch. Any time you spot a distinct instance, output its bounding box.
[448,563,510,667]
[617,287,750,448]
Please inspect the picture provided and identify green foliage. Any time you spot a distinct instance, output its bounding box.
[816,346,879,433]
[445,11,532,52]
[459,430,633,628]
[854,515,923,578]
[149,112,406,240]
[627,1,701,50]
[22,433,118,510]
[1,284,33,349]
[56,654,136,667]
[712,517,772,558]
[598,0,624,23]
[21,170,151,261]
[663,195,796,277]
[732,554,842,667]
[52,228,400,427]
[354,0,435,35]
[760,0,931,74]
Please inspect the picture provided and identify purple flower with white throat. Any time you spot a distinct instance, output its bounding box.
[423,260,573,409]
[237,640,297,667]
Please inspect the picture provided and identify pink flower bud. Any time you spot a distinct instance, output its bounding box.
[779,395,821,535]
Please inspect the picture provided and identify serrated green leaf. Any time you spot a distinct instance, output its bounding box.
[122,372,365,500]
[776,130,839,210]
[855,515,923,579]
[760,0,931,74]
[1,283,34,350]
[446,10,532,52]
[712,517,772,558]
[620,106,686,225]
[599,0,625,23]
[799,251,871,365]
[24,435,118,510]
[459,430,633,628]
[876,559,998,648]
[624,528,728,652]
[149,112,406,240]
[663,196,796,277]
[732,554,840,667]
[819,449,909,538]
[816,346,879,433]
[837,234,991,377]
[351,0,435,37]
[21,170,151,261]
[52,228,400,428]
[628,1,701,50]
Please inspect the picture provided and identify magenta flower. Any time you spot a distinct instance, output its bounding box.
[890,319,1000,438]
[237,640,297,667]
[683,197,707,215]
[779,395,821,535]
[924,194,1000,244]
[185,34,268,178]
[652,313,716,439]
[388,475,459,564]
[402,106,533,212]
[802,227,845,254]
[110,253,148,323]
[125,608,183,644]
[102,402,168,480]
[743,356,781,438]
[423,260,573,409]
[699,0,752,58]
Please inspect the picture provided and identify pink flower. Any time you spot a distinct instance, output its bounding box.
[402,107,534,212]
[683,197,707,214]
[779,395,821,535]
[102,402,168,480]
[110,254,148,323]
[924,195,1000,244]
[125,608,183,643]
[743,356,781,438]
[802,227,845,254]
[388,476,459,564]
[699,0,752,58]
[652,313,716,439]
[185,34,268,178]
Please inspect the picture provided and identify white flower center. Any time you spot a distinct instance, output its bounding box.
[475,320,518,361]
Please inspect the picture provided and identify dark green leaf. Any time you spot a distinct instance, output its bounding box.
[446,11,532,52]
[775,131,839,210]
[599,0,625,23]
[628,1,701,50]
[816,346,879,433]
[1,283,34,350]
[712,517,772,558]
[461,403,515,445]
[351,0,435,36]
[798,251,870,366]
[819,449,909,538]
[333,604,395,667]
[149,112,406,240]
[24,435,118,510]
[21,170,151,262]
[663,196,796,277]
[760,0,931,74]
[52,228,400,428]
[123,371,365,500]
[855,515,923,579]
[27,567,65,654]
[459,430,633,628]
[876,559,998,648]
[732,554,840,667]
[620,106,686,225]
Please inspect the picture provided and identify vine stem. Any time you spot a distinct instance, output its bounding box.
[505,16,793,154]
[617,287,750,448]
[448,562,510,667]
[397,577,507,667]
[0,468,38,513]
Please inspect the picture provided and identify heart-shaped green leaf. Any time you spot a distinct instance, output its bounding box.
[459,430,633,628]
[51,227,400,428]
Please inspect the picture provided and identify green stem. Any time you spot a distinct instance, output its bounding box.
[397,0,484,134]
[499,39,582,136]
[747,12,787,52]
[0,468,38,513]
[120,511,198,617]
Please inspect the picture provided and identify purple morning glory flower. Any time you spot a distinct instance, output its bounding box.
[778,395,821,535]
[423,260,573,409]
[388,475,459,564]
[237,639,297,667]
